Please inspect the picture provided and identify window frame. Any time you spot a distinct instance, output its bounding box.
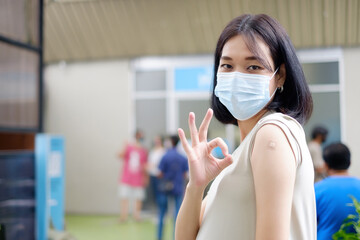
[131,47,344,150]
[297,47,345,141]
[0,0,44,133]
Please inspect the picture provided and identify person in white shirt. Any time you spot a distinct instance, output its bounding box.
[146,135,165,206]
[308,125,328,182]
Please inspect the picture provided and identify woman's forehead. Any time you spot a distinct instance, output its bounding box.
[221,34,274,70]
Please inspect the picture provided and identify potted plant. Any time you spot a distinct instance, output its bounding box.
[332,196,360,239]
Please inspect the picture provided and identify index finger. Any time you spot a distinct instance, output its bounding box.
[178,128,192,154]
[208,137,229,157]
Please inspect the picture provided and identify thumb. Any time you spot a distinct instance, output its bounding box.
[217,154,233,170]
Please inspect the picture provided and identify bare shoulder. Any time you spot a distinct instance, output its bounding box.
[252,123,296,163]
[254,123,289,147]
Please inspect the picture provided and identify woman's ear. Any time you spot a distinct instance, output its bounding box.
[276,63,286,88]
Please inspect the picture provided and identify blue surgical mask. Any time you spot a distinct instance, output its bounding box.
[214,69,278,121]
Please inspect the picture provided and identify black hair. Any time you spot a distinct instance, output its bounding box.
[169,135,180,148]
[323,142,351,170]
[311,126,328,140]
[211,14,313,125]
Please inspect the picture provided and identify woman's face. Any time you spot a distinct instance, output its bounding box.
[218,34,282,95]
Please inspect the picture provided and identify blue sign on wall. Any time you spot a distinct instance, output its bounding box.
[174,66,213,92]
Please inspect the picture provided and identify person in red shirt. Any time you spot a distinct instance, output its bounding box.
[118,130,148,222]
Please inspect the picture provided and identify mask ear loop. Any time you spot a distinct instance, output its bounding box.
[271,67,279,79]
[272,67,284,93]
[271,67,284,93]
[269,67,280,97]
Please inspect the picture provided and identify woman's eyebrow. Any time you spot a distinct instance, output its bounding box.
[221,55,261,61]
[221,55,259,61]
[220,56,233,61]
[244,56,258,61]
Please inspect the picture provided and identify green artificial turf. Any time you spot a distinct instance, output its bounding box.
[65,214,174,240]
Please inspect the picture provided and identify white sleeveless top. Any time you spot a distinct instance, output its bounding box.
[196,112,316,240]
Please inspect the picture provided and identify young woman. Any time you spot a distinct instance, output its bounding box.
[175,14,316,240]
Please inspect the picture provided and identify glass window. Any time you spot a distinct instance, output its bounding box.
[135,70,166,91]
[304,92,341,144]
[0,0,39,46]
[174,66,213,92]
[0,43,39,128]
[178,99,226,143]
[133,54,343,163]
[302,62,339,85]
[135,99,167,149]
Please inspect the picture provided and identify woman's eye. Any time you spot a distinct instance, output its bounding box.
[220,64,232,70]
[247,65,261,70]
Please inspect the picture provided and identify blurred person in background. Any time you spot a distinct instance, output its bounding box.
[157,135,188,240]
[315,142,360,239]
[308,125,328,182]
[146,135,165,207]
[118,129,148,222]
[175,13,316,240]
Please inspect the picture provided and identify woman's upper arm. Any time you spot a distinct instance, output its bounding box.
[251,124,296,240]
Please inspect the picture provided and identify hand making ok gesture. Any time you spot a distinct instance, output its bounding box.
[177,108,233,190]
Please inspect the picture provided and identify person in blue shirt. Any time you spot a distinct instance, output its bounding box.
[157,135,188,240]
[315,142,360,239]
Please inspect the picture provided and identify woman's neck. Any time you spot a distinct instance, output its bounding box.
[237,109,268,141]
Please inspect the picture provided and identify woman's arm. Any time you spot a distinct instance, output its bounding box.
[251,124,296,240]
[175,185,206,239]
[175,109,233,240]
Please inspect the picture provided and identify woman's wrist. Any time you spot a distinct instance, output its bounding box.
[186,182,206,196]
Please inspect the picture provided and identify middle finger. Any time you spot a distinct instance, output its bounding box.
[188,112,199,146]
[199,108,213,142]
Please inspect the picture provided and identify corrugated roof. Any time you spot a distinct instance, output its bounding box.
[44,0,360,63]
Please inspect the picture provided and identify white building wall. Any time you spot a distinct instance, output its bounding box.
[343,47,360,177]
[44,60,131,214]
